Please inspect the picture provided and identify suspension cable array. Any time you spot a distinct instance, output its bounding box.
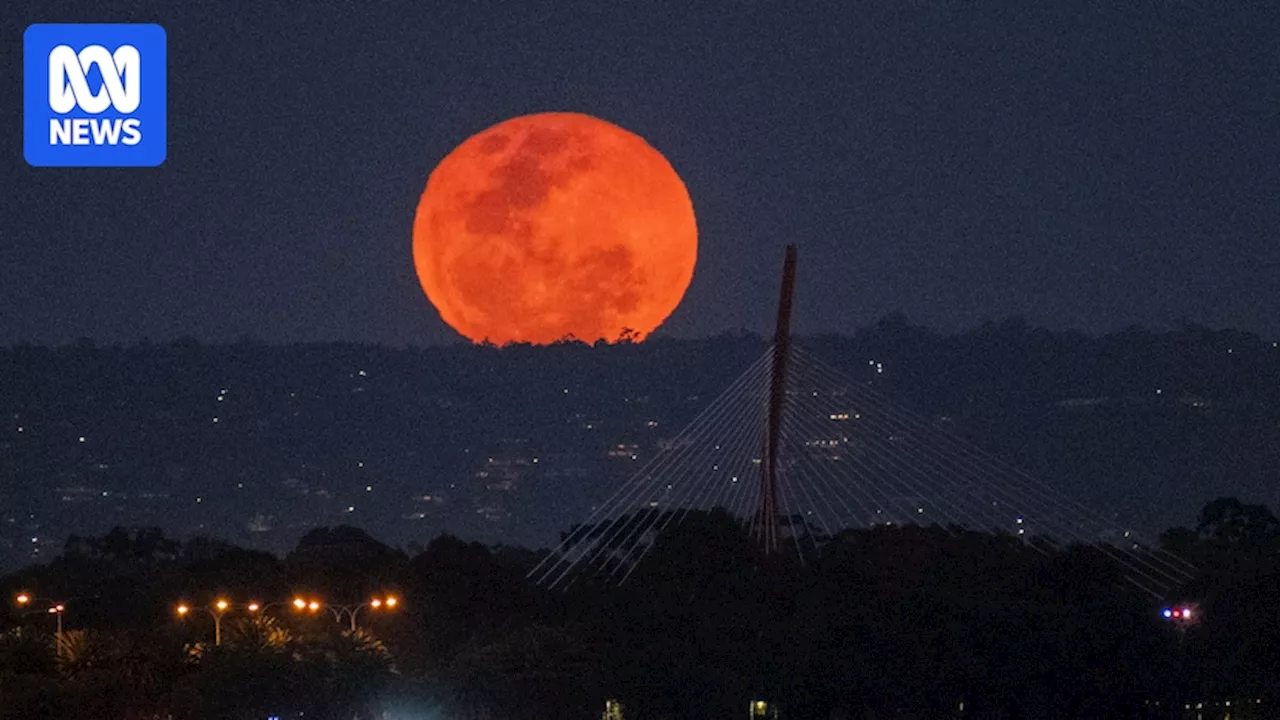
[527,340,1195,598]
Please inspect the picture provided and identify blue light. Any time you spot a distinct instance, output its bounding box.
[1162,608,1173,618]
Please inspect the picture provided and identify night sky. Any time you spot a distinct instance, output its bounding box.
[3,1,1278,347]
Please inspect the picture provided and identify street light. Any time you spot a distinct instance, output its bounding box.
[291,594,401,632]
[14,593,68,658]
[175,598,241,646]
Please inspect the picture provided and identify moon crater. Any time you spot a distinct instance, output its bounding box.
[413,113,697,345]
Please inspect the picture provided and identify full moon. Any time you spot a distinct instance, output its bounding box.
[412,112,697,345]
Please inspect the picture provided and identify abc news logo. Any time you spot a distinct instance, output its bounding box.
[24,24,166,167]
[48,44,144,146]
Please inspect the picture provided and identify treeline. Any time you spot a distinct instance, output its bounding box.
[1,497,1278,719]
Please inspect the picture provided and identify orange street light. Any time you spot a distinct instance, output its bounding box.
[247,602,260,612]
[177,600,242,646]
[15,594,67,657]
[297,595,402,631]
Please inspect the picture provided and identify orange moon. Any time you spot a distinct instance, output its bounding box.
[412,112,697,345]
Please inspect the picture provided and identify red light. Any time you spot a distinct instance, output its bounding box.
[1172,610,1182,618]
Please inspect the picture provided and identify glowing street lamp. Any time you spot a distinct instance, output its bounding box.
[14,593,68,657]
[292,594,402,631]
[175,598,238,646]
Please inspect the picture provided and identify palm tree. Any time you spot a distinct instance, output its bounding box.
[56,628,174,720]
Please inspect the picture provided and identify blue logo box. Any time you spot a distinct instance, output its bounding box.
[24,23,167,167]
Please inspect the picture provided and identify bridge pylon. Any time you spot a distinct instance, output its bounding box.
[760,244,797,554]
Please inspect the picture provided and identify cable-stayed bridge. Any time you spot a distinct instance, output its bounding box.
[530,247,1196,599]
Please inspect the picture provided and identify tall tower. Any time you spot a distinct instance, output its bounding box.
[760,245,797,554]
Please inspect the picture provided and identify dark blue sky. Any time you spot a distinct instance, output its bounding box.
[4,1,1278,346]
